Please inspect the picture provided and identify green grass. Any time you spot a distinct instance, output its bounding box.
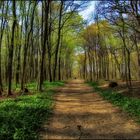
[4,81,65,91]
[88,82,140,123]
[0,81,64,139]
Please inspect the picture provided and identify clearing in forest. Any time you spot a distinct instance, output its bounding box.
[40,79,140,139]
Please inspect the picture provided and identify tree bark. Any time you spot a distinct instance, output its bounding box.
[38,0,50,91]
[0,2,5,95]
[7,0,16,96]
[53,0,63,81]
[21,2,36,90]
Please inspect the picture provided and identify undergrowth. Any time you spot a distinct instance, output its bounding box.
[88,82,140,123]
[0,81,64,139]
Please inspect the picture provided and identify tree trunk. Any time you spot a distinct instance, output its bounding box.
[38,0,50,91]
[16,24,22,86]
[21,2,36,90]
[47,1,52,82]
[0,2,6,95]
[53,0,63,81]
[7,0,16,96]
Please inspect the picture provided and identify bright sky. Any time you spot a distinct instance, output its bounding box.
[79,1,96,24]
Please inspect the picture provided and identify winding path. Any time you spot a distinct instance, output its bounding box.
[40,79,140,139]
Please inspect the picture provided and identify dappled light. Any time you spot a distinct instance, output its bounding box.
[40,80,140,139]
[0,0,140,139]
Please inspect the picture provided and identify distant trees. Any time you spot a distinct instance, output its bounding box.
[0,0,85,95]
[80,0,140,87]
[81,21,111,81]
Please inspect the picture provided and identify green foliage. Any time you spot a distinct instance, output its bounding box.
[0,81,64,139]
[43,81,64,89]
[89,82,140,123]
[4,81,65,91]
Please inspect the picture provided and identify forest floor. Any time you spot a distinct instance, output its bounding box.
[0,81,64,139]
[99,80,140,99]
[40,79,140,139]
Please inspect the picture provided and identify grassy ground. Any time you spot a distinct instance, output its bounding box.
[0,81,64,140]
[88,82,140,123]
[3,81,64,91]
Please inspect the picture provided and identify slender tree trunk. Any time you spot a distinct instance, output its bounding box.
[88,51,92,81]
[53,0,63,81]
[126,48,131,86]
[0,36,3,95]
[16,24,22,86]
[38,0,50,91]
[58,46,62,81]
[84,49,87,80]
[133,33,140,80]
[21,2,36,90]
[7,0,16,96]
[0,29,3,95]
[0,2,6,95]
[48,1,52,82]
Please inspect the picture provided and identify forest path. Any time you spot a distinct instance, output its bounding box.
[40,79,140,139]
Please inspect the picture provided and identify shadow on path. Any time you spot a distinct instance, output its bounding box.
[40,79,140,139]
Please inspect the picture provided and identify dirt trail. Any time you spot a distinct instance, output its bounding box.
[40,79,140,139]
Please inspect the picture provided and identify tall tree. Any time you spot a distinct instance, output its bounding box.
[0,2,5,95]
[38,0,50,91]
[21,1,37,91]
[7,0,16,95]
[53,0,64,81]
